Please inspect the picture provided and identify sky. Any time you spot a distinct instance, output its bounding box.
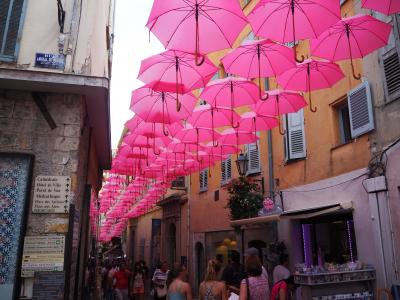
[110,1,164,149]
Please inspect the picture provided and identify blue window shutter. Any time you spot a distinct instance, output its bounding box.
[347,81,375,138]
[0,0,27,62]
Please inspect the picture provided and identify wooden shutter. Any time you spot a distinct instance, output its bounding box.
[0,0,26,61]
[199,169,208,192]
[221,156,232,184]
[247,143,260,174]
[382,46,400,102]
[347,81,375,138]
[287,109,306,160]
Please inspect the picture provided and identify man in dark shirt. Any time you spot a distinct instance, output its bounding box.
[221,250,246,294]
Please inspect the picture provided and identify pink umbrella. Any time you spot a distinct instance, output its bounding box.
[122,133,171,155]
[130,88,197,125]
[277,58,345,112]
[254,89,308,134]
[221,39,295,98]
[362,0,400,15]
[200,77,259,124]
[126,118,183,139]
[218,128,259,157]
[248,0,340,62]
[311,15,392,79]
[187,104,242,145]
[146,0,247,65]
[174,124,221,160]
[238,111,279,137]
[138,50,218,111]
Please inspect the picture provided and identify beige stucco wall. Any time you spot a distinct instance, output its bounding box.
[10,0,114,77]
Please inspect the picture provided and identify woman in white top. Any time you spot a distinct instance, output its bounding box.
[272,254,290,284]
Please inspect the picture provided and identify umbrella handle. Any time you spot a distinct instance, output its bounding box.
[253,117,259,151]
[175,58,182,112]
[279,117,286,135]
[350,59,361,80]
[163,123,169,136]
[194,6,205,67]
[294,46,305,63]
[260,88,269,101]
[309,92,317,113]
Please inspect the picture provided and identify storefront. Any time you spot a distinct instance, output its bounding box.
[281,203,375,299]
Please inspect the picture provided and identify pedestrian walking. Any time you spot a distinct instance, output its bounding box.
[221,251,246,295]
[239,256,269,300]
[272,254,290,284]
[199,260,227,300]
[114,263,132,300]
[152,262,169,300]
[270,276,297,300]
[166,263,193,300]
[132,262,146,300]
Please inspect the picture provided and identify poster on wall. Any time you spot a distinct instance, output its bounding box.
[0,153,33,299]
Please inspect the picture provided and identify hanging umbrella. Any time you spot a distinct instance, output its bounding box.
[122,133,171,152]
[130,88,197,126]
[187,104,242,146]
[174,124,221,161]
[237,111,279,138]
[254,90,308,135]
[217,128,259,160]
[311,15,392,79]
[221,39,295,98]
[146,0,248,65]
[138,50,218,111]
[362,0,400,15]
[200,77,259,125]
[247,0,340,62]
[277,58,345,112]
[126,118,183,138]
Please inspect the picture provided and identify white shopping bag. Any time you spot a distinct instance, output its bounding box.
[228,292,239,300]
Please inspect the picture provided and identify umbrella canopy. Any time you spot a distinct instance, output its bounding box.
[200,77,260,114]
[138,50,218,111]
[311,15,392,79]
[130,88,197,124]
[221,39,295,98]
[146,0,248,65]
[218,128,259,157]
[277,59,345,112]
[248,0,340,62]
[188,104,241,130]
[254,89,308,134]
[238,111,279,136]
[362,0,400,15]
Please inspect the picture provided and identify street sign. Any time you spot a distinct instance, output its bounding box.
[21,236,65,277]
[32,271,64,300]
[35,53,65,70]
[32,176,71,213]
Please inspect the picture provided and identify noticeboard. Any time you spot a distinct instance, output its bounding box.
[32,271,64,300]
[21,235,65,277]
[35,53,65,70]
[32,176,71,213]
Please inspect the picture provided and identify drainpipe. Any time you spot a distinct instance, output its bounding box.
[267,131,274,198]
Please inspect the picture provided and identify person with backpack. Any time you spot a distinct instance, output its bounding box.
[221,251,246,295]
[239,256,269,300]
[270,276,297,300]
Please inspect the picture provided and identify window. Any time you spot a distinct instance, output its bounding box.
[347,81,374,138]
[380,17,400,103]
[171,176,185,189]
[247,139,260,175]
[264,78,269,92]
[0,0,27,62]
[336,102,352,144]
[221,156,232,185]
[284,109,306,161]
[199,168,208,192]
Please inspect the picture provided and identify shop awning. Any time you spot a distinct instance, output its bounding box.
[280,202,353,220]
[230,214,280,227]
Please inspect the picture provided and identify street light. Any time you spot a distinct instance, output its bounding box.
[236,153,248,177]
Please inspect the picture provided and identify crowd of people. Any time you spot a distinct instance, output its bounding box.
[101,248,298,300]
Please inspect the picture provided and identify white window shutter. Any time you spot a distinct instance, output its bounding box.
[226,157,232,180]
[200,169,208,192]
[221,160,226,183]
[347,81,375,138]
[247,143,260,174]
[287,109,306,159]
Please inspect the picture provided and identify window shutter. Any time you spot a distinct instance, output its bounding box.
[287,109,306,159]
[247,143,260,174]
[0,0,26,61]
[199,169,208,192]
[347,81,375,138]
[221,156,232,184]
[382,48,400,102]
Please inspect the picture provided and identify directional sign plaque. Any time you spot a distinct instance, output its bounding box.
[32,176,71,213]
